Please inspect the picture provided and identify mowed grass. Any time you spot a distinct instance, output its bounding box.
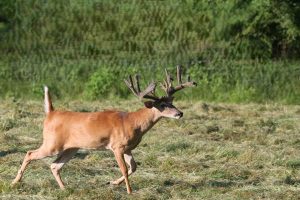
[0,99,300,199]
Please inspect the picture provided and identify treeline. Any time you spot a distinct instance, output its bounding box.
[1,0,300,62]
[0,0,300,103]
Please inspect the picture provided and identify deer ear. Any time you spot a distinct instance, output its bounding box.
[144,101,154,108]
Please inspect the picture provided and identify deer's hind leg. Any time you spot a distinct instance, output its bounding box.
[12,144,58,185]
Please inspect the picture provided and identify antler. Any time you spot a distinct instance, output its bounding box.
[124,74,159,101]
[160,65,197,97]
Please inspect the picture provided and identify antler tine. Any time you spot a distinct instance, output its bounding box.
[177,65,182,85]
[125,74,159,101]
[160,66,197,97]
[172,73,197,94]
[150,79,156,95]
[140,82,158,100]
[135,74,141,93]
[160,79,168,95]
[124,75,139,98]
[164,68,172,88]
[187,75,191,82]
[160,68,174,96]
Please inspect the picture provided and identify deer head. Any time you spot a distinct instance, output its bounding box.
[124,66,197,119]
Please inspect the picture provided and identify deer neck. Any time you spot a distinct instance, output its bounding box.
[128,107,161,134]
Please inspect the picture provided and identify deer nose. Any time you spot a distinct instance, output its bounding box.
[176,112,183,118]
[179,112,183,117]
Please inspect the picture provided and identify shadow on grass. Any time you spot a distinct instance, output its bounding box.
[74,152,89,160]
[0,148,19,157]
[284,176,300,185]
[0,148,90,159]
[206,180,235,187]
[163,179,236,190]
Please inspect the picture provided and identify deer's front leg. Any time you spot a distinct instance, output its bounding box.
[110,151,136,185]
[113,149,132,194]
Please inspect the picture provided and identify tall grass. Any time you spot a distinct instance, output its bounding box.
[1,58,299,104]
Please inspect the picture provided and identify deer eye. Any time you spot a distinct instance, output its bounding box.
[161,103,167,108]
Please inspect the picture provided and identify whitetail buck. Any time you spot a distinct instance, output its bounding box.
[12,66,196,194]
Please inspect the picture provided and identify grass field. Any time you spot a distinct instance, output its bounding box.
[1,1,300,199]
[0,99,300,199]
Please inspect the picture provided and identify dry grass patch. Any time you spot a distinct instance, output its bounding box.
[0,100,300,199]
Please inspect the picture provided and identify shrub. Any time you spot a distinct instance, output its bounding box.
[84,68,122,100]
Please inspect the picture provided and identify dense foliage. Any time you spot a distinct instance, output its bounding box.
[1,0,300,61]
[0,0,299,103]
